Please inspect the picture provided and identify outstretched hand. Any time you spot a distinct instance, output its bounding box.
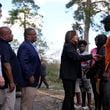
[92,54,102,61]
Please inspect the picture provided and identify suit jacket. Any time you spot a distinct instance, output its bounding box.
[60,43,92,81]
[17,40,41,87]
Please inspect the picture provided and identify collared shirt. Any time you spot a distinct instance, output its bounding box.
[0,39,24,88]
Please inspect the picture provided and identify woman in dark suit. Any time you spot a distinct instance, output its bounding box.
[59,30,94,110]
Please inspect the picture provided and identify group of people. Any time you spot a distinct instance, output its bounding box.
[1,1,110,110]
[60,15,110,110]
[0,3,49,110]
[74,34,107,110]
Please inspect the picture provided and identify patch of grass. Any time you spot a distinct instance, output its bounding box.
[47,71,63,90]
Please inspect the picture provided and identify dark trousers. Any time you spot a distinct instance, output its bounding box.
[38,75,49,88]
[103,77,110,110]
[91,78,98,110]
[62,79,76,110]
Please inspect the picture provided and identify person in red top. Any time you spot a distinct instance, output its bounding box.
[101,15,110,110]
[89,34,107,110]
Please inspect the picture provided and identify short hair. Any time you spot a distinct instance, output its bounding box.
[95,34,107,46]
[0,3,2,8]
[101,15,110,24]
[65,30,77,43]
[78,40,87,46]
[24,27,34,37]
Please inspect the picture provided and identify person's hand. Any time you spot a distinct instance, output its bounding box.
[92,54,102,61]
[29,75,35,85]
[8,82,16,92]
[92,54,97,60]
[0,75,5,87]
[96,54,103,60]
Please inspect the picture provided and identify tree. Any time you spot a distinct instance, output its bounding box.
[33,37,48,56]
[4,0,48,56]
[10,39,20,54]
[5,0,41,30]
[66,0,110,50]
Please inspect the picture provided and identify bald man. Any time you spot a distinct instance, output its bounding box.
[0,26,24,110]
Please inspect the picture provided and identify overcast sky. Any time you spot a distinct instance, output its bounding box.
[0,0,98,60]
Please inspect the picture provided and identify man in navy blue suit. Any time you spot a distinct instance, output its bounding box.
[17,27,41,110]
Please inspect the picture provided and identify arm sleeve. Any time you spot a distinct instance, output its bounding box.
[65,44,92,61]
[1,45,11,63]
[18,46,34,79]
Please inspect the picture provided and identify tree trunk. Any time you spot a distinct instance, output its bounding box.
[84,0,91,51]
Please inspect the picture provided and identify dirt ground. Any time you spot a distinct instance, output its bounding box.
[15,88,64,110]
[34,89,64,110]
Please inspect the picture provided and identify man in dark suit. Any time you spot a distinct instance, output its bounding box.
[17,27,41,110]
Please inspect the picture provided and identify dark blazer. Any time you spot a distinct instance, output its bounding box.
[60,43,92,81]
[17,40,41,87]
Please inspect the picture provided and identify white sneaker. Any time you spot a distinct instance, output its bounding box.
[74,104,82,110]
[82,106,89,110]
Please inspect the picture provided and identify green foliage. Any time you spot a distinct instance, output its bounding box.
[12,0,35,4]
[46,61,63,89]
[34,37,48,56]
[66,0,110,49]
[5,0,41,30]
[10,39,20,53]
[4,0,48,56]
